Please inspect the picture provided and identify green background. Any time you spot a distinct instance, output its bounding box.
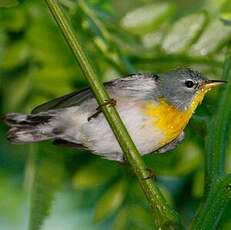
[0,0,231,229]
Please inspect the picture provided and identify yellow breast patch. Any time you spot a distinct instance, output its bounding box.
[143,88,210,146]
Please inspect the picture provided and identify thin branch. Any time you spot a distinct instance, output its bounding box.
[45,0,182,228]
[190,175,231,230]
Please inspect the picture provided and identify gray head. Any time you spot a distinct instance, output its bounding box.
[158,68,226,111]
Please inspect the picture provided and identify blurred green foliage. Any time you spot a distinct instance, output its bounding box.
[0,0,231,229]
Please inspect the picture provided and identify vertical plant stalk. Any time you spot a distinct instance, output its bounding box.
[44,0,181,228]
[204,48,231,189]
[190,47,231,230]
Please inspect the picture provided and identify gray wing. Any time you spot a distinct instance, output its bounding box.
[32,73,159,114]
[32,87,93,114]
[154,131,185,153]
[53,139,89,150]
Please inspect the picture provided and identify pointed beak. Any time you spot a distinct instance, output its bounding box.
[201,80,228,89]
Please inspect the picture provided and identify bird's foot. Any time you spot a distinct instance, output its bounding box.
[116,160,130,167]
[116,161,156,180]
[88,98,117,121]
[144,168,157,180]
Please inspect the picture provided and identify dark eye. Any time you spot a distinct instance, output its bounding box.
[185,80,194,88]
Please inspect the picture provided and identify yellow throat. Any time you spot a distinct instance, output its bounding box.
[143,88,210,146]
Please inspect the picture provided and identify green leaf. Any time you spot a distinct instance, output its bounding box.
[72,161,116,189]
[158,185,174,207]
[0,174,26,225]
[174,142,203,175]
[141,24,167,49]
[225,141,231,174]
[25,20,74,66]
[3,74,30,112]
[220,13,231,25]
[94,179,126,222]
[31,65,75,97]
[221,12,231,21]
[0,8,26,31]
[220,0,231,24]
[112,208,129,230]
[192,169,204,197]
[0,0,18,8]
[189,19,231,56]
[28,148,65,230]
[162,11,207,54]
[113,206,155,230]
[102,67,120,82]
[0,31,7,72]
[2,40,30,70]
[129,205,155,229]
[145,141,202,176]
[120,2,174,35]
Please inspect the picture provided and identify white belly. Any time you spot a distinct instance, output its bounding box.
[60,101,164,161]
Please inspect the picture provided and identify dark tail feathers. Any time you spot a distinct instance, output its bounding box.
[3,113,52,127]
[3,113,54,144]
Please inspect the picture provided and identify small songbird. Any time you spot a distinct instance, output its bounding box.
[2,68,226,161]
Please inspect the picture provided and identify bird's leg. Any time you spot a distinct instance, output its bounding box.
[116,161,157,180]
[116,160,130,167]
[88,98,117,121]
[116,161,137,177]
[144,168,157,180]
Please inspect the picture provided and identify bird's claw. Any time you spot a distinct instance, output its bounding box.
[144,168,157,180]
[88,98,117,121]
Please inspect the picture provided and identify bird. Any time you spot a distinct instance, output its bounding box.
[2,68,226,162]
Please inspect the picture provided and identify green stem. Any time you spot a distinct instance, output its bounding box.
[190,47,231,229]
[190,176,231,230]
[45,0,181,228]
[204,48,231,192]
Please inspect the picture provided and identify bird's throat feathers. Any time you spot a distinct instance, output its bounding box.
[143,88,210,145]
[189,88,211,113]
